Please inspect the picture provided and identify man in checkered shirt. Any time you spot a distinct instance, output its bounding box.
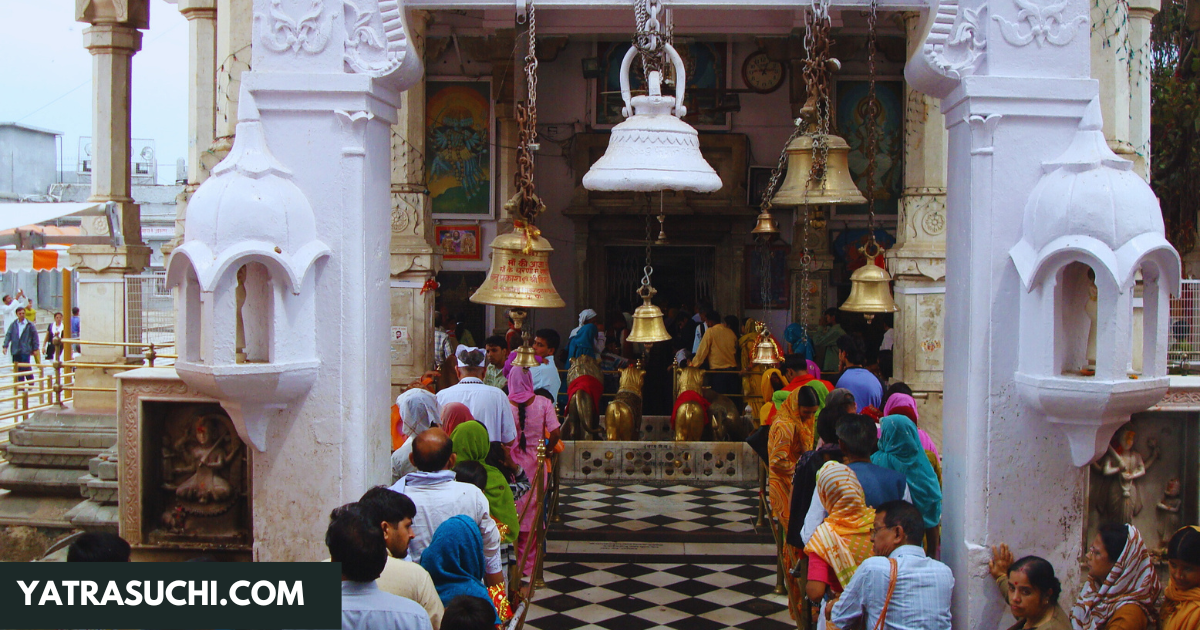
[433,312,454,368]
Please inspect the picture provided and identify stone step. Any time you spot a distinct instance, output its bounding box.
[64,499,119,533]
[0,462,92,495]
[78,474,118,504]
[0,444,101,469]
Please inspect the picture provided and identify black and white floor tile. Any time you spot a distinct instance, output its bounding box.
[551,483,766,542]
[524,560,794,630]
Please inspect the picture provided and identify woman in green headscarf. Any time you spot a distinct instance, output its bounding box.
[451,422,520,544]
[807,379,830,418]
[872,414,943,554]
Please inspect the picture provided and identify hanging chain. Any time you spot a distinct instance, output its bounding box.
[864,0,880,250]
[640,194,657,293]
[798,0,834,330]
[633,0,670,80]
[513,0,542,223]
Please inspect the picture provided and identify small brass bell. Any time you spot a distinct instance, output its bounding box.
[752,328,783,365]
[511,343,540,368]
[771,134,867,207]
[471,228,566,308]
[840,258,898,323]
[751,211,779,236]
[627,285,672,345]
[582,44,722,193]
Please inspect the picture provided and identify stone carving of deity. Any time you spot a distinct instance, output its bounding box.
[1154,477,1183,558]
[1090,426,1159,524]
[168,414,241,506]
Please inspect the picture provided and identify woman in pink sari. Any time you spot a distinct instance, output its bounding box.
[507,365,561,578]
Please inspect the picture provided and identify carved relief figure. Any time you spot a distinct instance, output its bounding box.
[1091,426,1160,524]
[1155,478,1183,557]
[605,363,645,441]
[170,415,241,505]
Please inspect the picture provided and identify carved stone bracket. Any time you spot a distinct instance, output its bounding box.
[993,0,1088,47]
[904,0,987,99]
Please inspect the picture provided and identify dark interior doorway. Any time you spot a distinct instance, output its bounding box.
[605,246,714,314]
[436,271,487,347]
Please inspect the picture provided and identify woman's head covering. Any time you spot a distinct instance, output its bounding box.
[1164,526,1200,630]
[397,387,439,437]
[807,360,822,381]
[507,366,535,405]
[807,380,830,416]
[569,308,599,340]
[419,515,500,623]
[450,422,519,543]
[883,393,920,422]
[780,387,817,451]
[872,415,943,529]
[784,323,806,354]
[806,460,876,587]
[760,368,784,402]
[1071,524,1161,630]
[439,403,475,437]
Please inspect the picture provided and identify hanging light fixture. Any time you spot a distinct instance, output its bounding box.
[472,0,564,364]
[839,0,897,322]
[582,0,721,193]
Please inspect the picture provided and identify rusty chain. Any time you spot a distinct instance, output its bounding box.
[513,0,543,223]
[634,0,672,82]
[864,0,881,250]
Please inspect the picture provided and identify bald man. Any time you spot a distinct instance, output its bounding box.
[389,429,505,586]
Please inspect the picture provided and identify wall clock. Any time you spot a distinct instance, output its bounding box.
[742,50,784,94]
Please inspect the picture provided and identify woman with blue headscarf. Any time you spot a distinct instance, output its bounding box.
[420,514,504,625]
[567,309,603,365]
[783,323,815,360]
[872,414,943,556]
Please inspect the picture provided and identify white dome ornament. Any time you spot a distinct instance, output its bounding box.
[582,43,722,193]
[1009,99,1180,466]
[166,98,331,452]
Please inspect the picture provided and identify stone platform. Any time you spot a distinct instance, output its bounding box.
[559,416,759,483]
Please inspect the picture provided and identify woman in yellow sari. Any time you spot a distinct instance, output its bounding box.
[768,385,821,620]
[758,368,785,425]
[805,460,875,609]
[739,318,765,412]
[1162,526,1200,630]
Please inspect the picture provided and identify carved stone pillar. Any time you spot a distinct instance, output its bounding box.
[1090,0,1146,175]
[1126,0,1159,179]
[390,11,440,393]
[73,0,152,407]
[886,12,949,428]
[213,0,251,156]
[164,0,217,255]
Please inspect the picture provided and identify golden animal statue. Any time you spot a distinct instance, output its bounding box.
[564,354,604,439]
[605,363,646,441]
[708,389,755,441]
[672,363,746,441]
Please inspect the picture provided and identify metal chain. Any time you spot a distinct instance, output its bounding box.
[798,0,833,330]
[513,0,541,222]
[633,0,668,81]
[642,194,657,289]
[863,0,881,251]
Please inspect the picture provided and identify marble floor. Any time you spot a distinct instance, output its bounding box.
[521,482,794,630]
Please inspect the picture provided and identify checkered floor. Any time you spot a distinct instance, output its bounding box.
[524,559,794,630]
[550,483,770,543]
[521,482,792,630]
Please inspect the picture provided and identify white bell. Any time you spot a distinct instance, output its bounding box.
[582,43,722,193]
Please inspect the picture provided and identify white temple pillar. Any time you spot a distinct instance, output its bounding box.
[886,12,950,437]
[165,0,217,254]
[212,0,252,156]
[905,0,1136,622]
[1126,0,1158,179]
[72,0,152,411]
[169,0,421,561]
[390,11,441,393]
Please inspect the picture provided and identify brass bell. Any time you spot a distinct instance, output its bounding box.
[511,343,540,368]
[750,211,779,236]
[471,229,566,308]
[771,134,867,207]
[627,285,672,345]
[840,259,898,323]
[752,327,783,365]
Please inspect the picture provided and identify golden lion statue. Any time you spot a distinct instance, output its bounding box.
[604,363,645,441]
[564,354,604,439]
[672,364,747,441]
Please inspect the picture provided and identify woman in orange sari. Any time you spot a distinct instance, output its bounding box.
[1162,526,1200,630]
[768,385,821,620]
[805,460,876,625]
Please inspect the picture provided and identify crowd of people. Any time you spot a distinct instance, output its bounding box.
[3,289,79,383]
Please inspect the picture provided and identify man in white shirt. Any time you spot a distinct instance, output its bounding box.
[390,429,505,589]
[331,504,433,630]
[529,329,561,400]
[830,500,953,630]
[1,291,28,338]
[436,346,516,444]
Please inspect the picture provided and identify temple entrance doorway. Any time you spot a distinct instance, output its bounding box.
[604,245,715,315]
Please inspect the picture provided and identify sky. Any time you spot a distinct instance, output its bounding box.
[0,0,188,186]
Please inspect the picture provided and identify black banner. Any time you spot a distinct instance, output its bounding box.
[0,562,341,629]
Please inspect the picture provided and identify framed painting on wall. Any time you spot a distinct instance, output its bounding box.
[744,243,791,310]
[426,79,494,219]
[594,41,730,129]
[832,78,904,217]
[435,224,482,261]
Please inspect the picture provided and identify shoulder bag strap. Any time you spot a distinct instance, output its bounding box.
[872,558,899,630]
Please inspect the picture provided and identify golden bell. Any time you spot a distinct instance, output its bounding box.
[771,134,868,207]
[752,336,783,365]
[750,211,779,236]
[627,286,672,344]
[511,343,540,368]
[471,229,566,308]
[840,260,898,323]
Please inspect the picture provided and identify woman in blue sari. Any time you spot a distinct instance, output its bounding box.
[419,515,502,625]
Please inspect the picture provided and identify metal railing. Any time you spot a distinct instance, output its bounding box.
[0,337,175,446]
[1170,279,1200,374]
[125,271,175,358]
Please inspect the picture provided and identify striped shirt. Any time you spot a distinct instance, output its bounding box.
[831,545,953,630]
